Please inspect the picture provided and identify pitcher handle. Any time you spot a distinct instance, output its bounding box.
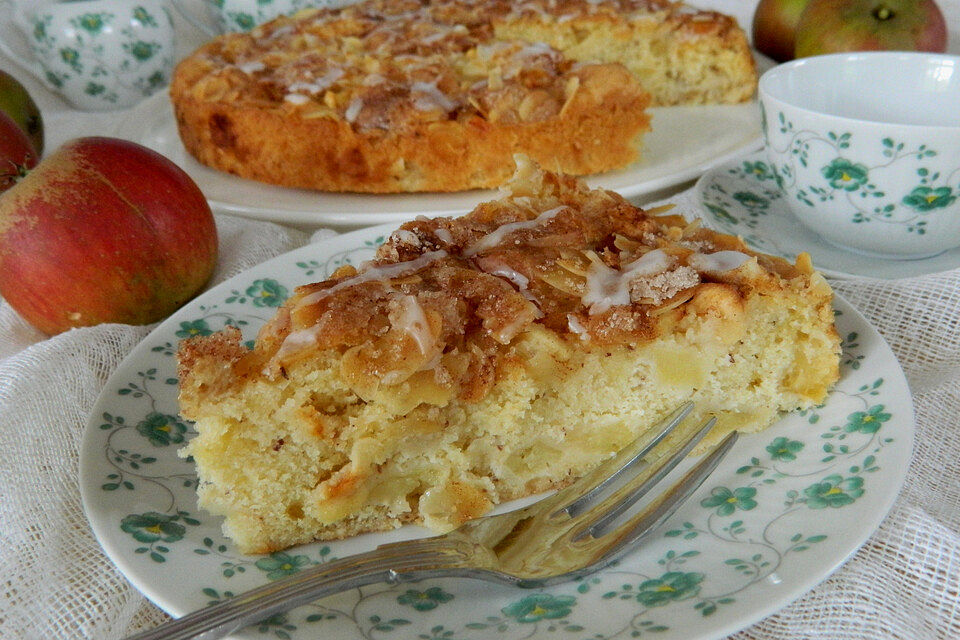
[169,0,220,38]
[0,0,51,86]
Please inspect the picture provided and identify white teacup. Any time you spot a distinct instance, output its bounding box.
[0,0,175,111]
[171,0,356,35]
[759,52,960,260]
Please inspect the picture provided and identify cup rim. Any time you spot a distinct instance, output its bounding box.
[758,51,960,132]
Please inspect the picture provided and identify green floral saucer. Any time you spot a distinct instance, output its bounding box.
[695,151,960,279]
[80,224,915,640]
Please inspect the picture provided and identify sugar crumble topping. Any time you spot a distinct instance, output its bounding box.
[630,265,700,305]
[263,162,781,381]
[191,0,730,131]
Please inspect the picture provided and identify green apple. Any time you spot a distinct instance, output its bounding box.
[795,0,948,58]
[752,0,812,62]
[0,70,44,156]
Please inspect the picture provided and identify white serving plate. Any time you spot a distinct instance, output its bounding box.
[115,59,771,228]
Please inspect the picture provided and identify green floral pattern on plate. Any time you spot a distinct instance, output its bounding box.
[80,225,915,639]
[697,158,787,260]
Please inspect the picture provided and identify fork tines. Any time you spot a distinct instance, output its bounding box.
[546,402,738,574]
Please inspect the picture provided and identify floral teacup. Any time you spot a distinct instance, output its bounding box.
[759,52,960,259]
[171,0,356,35]
[0,0,175,111]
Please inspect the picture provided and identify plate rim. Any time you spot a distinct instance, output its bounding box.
[80,222,916,639]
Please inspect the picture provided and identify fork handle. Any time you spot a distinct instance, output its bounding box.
[123,539,462,640]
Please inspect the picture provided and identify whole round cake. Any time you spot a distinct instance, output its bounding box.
[170,0,756,193]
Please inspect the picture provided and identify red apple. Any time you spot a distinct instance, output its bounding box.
[753,0,811,62]
[0,110,37,193]
[0,70,44,156]
[0,137,218,334]
[794,0,948,58]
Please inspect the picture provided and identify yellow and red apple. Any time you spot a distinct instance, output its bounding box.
[753,0,812,62]
[0,137,218,334]
[794,0,948,58]
[753,0,949,61]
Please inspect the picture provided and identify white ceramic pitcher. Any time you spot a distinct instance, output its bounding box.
[0,0,175,110]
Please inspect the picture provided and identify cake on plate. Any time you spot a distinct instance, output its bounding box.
[169,0,755,193]
[177,157,839,554]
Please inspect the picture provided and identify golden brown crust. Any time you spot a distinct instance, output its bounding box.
[169,0,755,193]
[172,64,649,192]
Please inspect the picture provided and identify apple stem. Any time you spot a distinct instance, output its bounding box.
[1,158,32,189]
[872,5,895,20]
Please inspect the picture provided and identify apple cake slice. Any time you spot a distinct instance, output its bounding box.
[177,158,840,554]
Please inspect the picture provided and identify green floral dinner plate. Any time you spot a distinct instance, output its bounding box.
[695,150,960,279]
[80,224,914,640]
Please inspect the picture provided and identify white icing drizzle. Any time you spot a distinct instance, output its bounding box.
[411,81,457,112]
[421,28,454,44]
[473,255,544,316]
[270,324,320,364]
[567,314,589,340]
[464,206,567,256]
[492,309,536,344]
[516,41,556,59]
[237,60,265,74]
[288,81,322,94]
[295,250,448,308]
[345,97,364,122]
[688,250,751,273]
[390,294,434,356]
[501,42,560,79]
[284,93,310,104]
[312,67,345,92]
[582,249,673,315]
[476,256,530,289]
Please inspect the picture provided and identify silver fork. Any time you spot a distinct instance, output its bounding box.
[125,402,737,640]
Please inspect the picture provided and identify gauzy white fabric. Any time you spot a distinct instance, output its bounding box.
[2,189,959,639]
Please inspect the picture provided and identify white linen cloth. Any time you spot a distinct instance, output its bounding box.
[1,0,959,637]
